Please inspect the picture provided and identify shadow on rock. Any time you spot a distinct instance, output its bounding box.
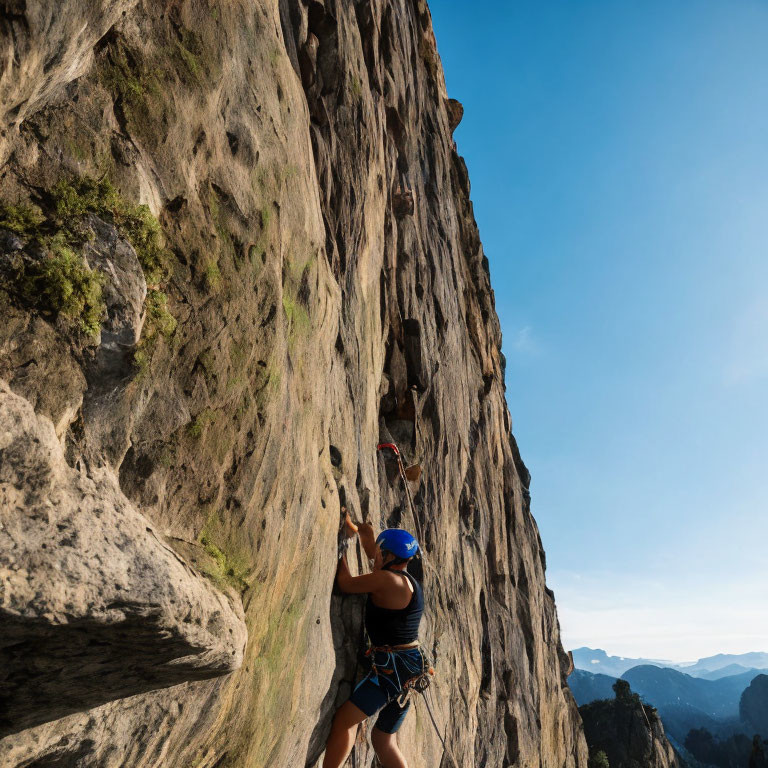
[304,582,367,767]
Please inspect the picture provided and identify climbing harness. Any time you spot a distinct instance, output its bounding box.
[361,640,459,768]
[363,641,427,696]
[359,641,433,709]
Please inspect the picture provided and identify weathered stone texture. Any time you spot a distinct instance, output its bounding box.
[0,382,246,741]
[0,0,588,766]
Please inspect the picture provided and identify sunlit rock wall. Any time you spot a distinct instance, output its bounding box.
[0,0,587,765]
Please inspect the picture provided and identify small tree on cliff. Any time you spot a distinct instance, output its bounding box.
[613,680,640,706]
[612,679,632,703]
[611,679,659,725]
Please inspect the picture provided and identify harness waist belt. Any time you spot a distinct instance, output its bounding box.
[368,640,420,652]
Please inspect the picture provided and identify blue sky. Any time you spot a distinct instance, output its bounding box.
[430,0,768,661]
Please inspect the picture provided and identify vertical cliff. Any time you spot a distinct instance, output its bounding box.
[0,1,588,766]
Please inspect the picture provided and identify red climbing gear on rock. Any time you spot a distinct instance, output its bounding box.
[377,441,425,551]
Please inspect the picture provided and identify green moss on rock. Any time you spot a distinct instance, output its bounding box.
[16,247,104,336]
[203,260,222,291]
[50,176,169,284]
[198,533,249,593]
[282,291,309,346]
[1,201,105,336]
[188,408,216,439]
[0,202,45,235]
[145,289,177,337]
[1,176,174,340]
[197,510,251,594]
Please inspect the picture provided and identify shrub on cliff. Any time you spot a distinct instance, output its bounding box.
[751,736,768,768]
[0,176,171,338]
[0,204,105,336]
[50,176,169,284]
[580,680,673,768]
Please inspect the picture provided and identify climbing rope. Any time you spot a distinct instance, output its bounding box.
[376,442,425,547]
[376,443,444,590]
[422,686,456,767]
[639,701,653,732]
[336,445,456,764]
[374,443,461,767]
[337,511,370,768]
[408,668,460,768]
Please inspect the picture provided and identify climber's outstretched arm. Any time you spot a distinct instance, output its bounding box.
[342,510,379,564]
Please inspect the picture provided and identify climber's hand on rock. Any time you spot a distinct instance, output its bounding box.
[342,508,358,538]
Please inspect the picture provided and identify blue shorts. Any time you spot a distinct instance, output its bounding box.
[349,648,425,734]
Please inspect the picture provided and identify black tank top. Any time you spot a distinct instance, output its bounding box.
[365,570,423,646]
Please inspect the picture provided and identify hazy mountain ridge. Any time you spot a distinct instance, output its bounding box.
[622,665,759,720]
[572,647,768,680]
[699,665,768,682]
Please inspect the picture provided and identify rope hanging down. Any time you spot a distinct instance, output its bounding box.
[375,442,460,768]
[422,685,460,768]
[406,668,460,768]
[376,442,424,546]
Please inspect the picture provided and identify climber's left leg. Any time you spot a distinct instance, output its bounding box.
[322,700,368,768]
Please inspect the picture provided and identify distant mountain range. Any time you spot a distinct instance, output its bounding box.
[622,665,757,720]
[699,664,763,681]
[569,649,768,746]
[572,647,768,679]
[682,653,768,677]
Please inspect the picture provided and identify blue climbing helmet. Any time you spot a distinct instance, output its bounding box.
[376,528,419,560]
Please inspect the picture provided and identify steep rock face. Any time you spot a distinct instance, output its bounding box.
[0,1,587,766]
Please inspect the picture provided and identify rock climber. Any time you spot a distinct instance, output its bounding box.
[322,512,424,768]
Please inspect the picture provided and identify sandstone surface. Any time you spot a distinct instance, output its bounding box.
[1,1,588,765]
